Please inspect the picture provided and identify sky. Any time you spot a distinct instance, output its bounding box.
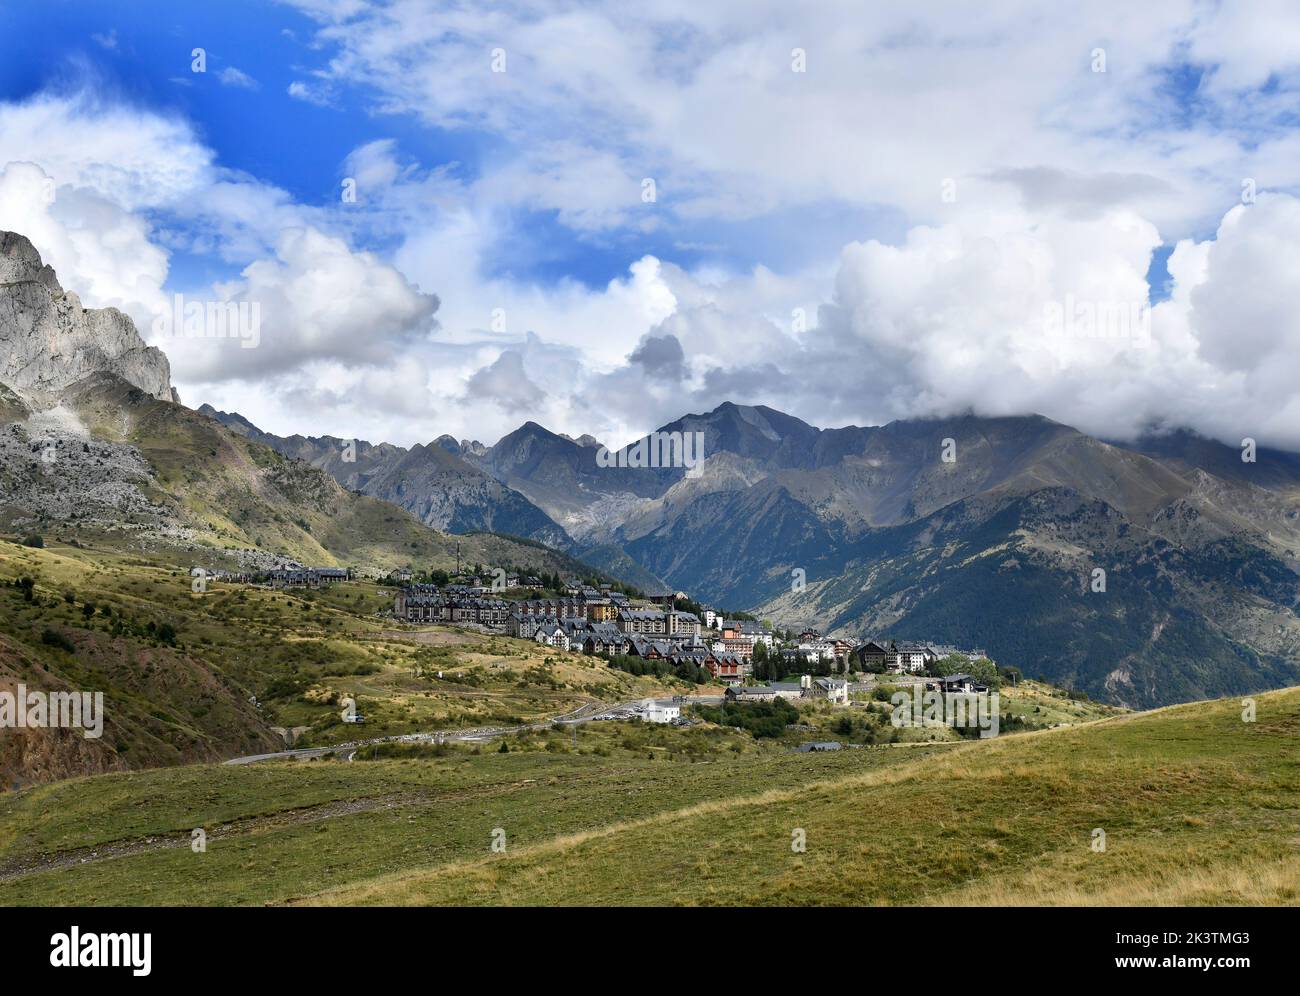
[4,1,1300,450]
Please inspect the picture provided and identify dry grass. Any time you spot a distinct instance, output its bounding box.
[288,687,1300,907]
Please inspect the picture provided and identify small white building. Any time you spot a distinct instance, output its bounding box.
[642,699,680,724]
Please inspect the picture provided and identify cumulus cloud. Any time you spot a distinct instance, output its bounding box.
[281,0,1300,240]
[13,9,1300,456]
[0,161,169,328]
[628,333,686,380]
[465,349,547,414]
[163,226,439,381]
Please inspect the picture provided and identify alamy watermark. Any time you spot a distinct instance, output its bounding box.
[152,293,261,348]
[596,430,706,478]
[891,686,1000,738]
[1044,294,1150,348]
[50,927,150,976]
[1,684,103,739]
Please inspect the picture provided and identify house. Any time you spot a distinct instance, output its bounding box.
[581,622,626,656]
[705,652,750,685]
[856,640,890,671]
[807,677,850,705]
[669,610,702,637]
[739,621,774,649]
[617,608,670,635]
[641,699,680,724]
[532,620,570,652]
[626,637,671,660]
[888,641,936,674]
[724,682,803,703]
[796,640,837,665]
[928,673,988,694]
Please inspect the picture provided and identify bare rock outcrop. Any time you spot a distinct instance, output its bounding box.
[0,231,175,405]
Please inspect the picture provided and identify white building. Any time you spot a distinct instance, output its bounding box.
[798,641,838,664]
[533,623,570,652]
[643,699,680,724]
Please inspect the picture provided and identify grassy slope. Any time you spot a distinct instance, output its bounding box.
[0,537,678,786]
[296,687,1300,907]
[1,687,1295,906]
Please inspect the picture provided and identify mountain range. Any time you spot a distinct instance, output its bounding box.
[211,401,1300,709]
[5,227,1300,709]
[0,231,602,579]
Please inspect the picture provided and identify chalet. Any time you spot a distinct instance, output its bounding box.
[532,620,569,651]
[807,677,850,705]
[268,568,314,588]
[705,652,750,685]
[580,622,626,656]
[888,641,937,674]
[856,640,890,671]
[268,567,350,589]
[626,636,672,660]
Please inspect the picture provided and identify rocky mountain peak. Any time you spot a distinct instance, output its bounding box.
[0,231,176,405]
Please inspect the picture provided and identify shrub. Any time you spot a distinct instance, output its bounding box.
[20,534,44,548]
[41,628,75,653]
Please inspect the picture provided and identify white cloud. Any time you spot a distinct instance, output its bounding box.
[163,226,438,381]
[11,7,1300,456]
[0,161,169,329]
[284,0,1300,240]
[287,80,335,107]
[219,67,260,90]
[0,90,211,211]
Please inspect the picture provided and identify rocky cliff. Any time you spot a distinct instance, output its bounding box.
[0,231,175,405]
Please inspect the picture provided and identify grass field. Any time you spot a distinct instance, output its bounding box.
[0,536,684,783]
[2,686,1296,906]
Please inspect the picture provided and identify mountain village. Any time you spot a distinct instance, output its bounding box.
[385,570,993,692]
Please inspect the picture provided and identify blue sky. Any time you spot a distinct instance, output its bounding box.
[4,2,1300,450]
[0,0,872,293]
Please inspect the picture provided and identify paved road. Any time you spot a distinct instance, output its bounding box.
[224,697,711,765]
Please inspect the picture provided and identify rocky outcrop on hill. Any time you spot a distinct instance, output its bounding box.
[0,232,175,405]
